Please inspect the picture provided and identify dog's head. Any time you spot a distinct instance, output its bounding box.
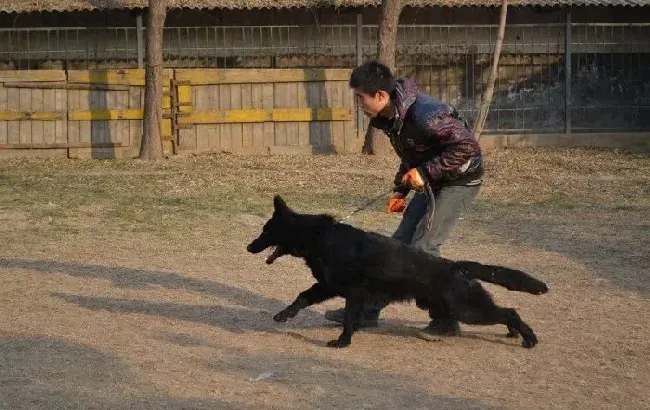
[246,195,297,264]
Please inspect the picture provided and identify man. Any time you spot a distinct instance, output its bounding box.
[324,61,484,340]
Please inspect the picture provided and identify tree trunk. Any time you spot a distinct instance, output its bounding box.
[472,0,508,141]
[140,0,167,160]
[361,0,403,155]
[376,0,401,71]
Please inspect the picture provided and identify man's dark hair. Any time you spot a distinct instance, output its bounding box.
[349,61,397,95]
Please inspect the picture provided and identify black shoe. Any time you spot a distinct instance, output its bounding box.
[416,318,461,341]
[324,308,379,328]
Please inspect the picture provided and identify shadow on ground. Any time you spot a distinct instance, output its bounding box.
[464,201,650,295]
[0,258,424,336]
[0,335,505,410]
[0,336,248,410]
[203,341,507,410]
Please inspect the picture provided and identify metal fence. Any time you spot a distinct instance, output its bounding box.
[0,27,139,68]
[1,23,649,133]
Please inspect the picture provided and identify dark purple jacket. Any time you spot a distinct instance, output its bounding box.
[370,78,484,195]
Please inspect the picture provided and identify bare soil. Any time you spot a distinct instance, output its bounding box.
[0,147,648,409]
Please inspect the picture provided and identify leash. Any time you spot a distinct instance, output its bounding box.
[338,188,394,223]
[337,183,435,225]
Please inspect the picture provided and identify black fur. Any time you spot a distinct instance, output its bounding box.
[247,196,548,349]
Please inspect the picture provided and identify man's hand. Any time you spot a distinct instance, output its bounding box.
[400,168,425,191]
[385,192,406,213]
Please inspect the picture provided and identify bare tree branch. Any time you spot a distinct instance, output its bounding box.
[472,0,508,142]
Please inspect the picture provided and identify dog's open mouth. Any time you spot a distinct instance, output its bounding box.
[266,246,283,264]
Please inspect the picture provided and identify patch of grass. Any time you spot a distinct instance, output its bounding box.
[479,147,650,209]
[0,148,647,237]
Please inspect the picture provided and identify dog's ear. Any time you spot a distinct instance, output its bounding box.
[273,195,297,222]
[273,195,289,214]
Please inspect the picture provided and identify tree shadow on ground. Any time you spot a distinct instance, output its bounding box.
[0,336,252,410]
[463,202,650,296]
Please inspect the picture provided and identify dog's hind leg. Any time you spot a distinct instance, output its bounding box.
[500,309,536,347]
[274,283,337,322]
[417,297,461,338]
[326,292,365,348]
[445,279,539,348]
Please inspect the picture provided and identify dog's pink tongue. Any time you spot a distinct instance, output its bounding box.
[266,247,280,264]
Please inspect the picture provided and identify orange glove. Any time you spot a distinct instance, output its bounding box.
[400,168,426,191]
[385,192,406,213]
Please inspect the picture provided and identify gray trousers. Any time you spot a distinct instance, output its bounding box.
[364,184,481,315]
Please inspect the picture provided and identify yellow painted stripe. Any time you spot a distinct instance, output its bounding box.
[0,111,65,121]
[273,108,351,122]
[67,69,171,86]
[174,69,352,85]
[178,108,351,124]
[68,109,144,121]
[179,109,268,124]
[0,142,122,149]
[68,70,144,86]
[162,118,172,137]
[0,70,66,83]
[162,86,171,109]
[177,85,192,113]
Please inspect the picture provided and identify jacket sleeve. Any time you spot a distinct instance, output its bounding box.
[417,111,481,183]
[393,161,411,195]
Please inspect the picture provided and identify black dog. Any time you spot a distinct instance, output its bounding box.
[247,196,548,349]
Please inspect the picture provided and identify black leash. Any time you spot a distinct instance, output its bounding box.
[338,188,394,223]
[337,183,435,225]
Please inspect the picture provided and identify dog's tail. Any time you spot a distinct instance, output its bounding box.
[454,261,548,295]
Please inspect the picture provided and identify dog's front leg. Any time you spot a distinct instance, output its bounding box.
[326,293,364,348]
[274,283,336,322]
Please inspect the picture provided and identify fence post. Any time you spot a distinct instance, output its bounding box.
[565,8,572,134]
[356,13,363,136]
[136,11,145,69]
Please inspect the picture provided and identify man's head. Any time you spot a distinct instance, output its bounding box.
[349,61,396,118]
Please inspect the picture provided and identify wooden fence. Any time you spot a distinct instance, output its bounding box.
[0,68,360,158]
[3,69,649,158]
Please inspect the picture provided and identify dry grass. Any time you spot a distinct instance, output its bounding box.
[0,147,649,409]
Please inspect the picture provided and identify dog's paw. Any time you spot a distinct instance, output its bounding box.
[273,310,292,322]
[521,336,538,348]
[326,339,350,348]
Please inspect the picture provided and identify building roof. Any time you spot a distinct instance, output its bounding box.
[1,0,646,13]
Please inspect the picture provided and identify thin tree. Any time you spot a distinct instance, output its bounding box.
[361,0,404,155]
[140,0,167,160]
[472,0,508,141]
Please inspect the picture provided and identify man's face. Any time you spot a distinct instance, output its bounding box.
[353,88,390,118]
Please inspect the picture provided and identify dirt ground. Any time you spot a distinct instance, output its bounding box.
[0,148,648,410]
